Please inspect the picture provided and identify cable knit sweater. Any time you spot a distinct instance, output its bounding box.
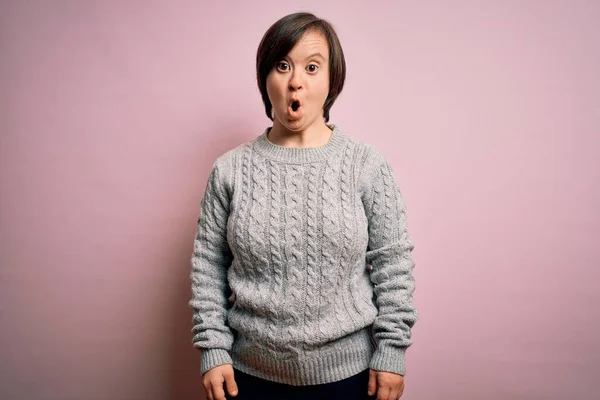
[189,124,417,386]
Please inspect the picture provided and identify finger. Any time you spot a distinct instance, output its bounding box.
[391,381,405,400]
[203,378,213,400]
[388,387,400,400]
[376,385,390,400]
[398,381,405,398]
[223,370,238,397]
[211,379,226,400]
[367,369,377,396]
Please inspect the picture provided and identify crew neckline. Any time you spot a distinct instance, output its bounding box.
[253,124,347,164]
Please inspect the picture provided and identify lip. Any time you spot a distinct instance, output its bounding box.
[286,98,303,119]
[286,106,302,120]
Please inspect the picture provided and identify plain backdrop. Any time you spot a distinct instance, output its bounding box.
[1,1,599,399]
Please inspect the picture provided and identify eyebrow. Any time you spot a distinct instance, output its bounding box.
[305,52,327,61]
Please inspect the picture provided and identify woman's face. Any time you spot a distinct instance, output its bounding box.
[266,30,330,132]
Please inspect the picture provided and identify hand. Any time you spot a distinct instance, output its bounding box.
[202,364,238,400]
[367,369,405,400]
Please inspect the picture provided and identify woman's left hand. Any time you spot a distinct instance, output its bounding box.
[367,369,405,400]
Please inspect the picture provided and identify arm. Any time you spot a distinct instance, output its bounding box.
[362,151,418,377]
[189,160,235,375]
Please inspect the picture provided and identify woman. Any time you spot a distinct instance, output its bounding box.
[189,12,418,400]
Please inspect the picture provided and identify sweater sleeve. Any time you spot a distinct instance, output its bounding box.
[362,150,418,376]
[189,159,235,375]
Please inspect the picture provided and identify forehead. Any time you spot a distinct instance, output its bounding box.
[287,30,329,60]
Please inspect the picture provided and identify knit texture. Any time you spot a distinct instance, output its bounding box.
[189,124,417,385]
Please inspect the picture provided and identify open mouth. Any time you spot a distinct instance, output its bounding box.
[290,100,301,112]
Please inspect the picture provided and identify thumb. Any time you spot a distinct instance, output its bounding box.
[367,369,377,396]
[223,369,238,397]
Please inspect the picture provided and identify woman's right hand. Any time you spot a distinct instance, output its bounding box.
[203,364,238,400]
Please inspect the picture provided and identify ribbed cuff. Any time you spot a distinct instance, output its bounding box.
[369,345,407,376]
[200,348,233,375]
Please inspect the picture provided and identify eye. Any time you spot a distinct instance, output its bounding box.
[306,64,319,73]
[276,61,290,72]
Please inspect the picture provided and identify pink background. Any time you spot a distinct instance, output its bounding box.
[1,1,599,399]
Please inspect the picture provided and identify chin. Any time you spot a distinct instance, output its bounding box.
[282,122,304,132]
[275,115,303,130]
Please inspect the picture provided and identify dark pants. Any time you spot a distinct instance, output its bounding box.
[225,368,376,400]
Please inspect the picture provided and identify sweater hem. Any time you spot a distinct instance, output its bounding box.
[230,327,375,386]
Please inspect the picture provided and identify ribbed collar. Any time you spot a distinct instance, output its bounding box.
[253,124,347,164]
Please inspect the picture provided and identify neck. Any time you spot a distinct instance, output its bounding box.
[268,118,333,148]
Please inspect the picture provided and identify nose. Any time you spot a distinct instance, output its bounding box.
[288,68,303,91]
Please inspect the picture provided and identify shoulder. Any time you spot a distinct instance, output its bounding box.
[340,133,389,182]
[210,129,263,179]
[212,141,251,171]
[357,141,388,171]
[334,125,388,168]
[337,129,394,198]
[208,133,262,194]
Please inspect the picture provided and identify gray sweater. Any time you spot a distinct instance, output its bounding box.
[189,124,417,386]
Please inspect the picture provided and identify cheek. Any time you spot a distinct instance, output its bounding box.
[309,77,330,105]
[266,74,284,104]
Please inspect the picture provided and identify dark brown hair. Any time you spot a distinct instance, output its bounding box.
[256,12,346,123]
